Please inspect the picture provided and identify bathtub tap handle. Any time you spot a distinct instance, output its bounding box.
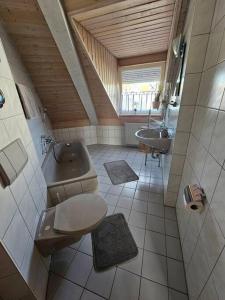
[41,135,55,155]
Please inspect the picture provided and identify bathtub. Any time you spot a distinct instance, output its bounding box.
[42,141,98,206]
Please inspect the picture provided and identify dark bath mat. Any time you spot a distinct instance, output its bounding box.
[91,213,138,271]
[104,160,139,185]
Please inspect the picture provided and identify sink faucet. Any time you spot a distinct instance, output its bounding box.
[148,108,162,128]
[148,108,167,129]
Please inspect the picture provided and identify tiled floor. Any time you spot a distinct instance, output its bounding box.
[47,145,188,300]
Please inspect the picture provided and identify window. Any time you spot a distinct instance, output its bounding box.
[120,64,163,115]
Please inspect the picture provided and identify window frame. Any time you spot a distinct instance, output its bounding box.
[119,62,165,116]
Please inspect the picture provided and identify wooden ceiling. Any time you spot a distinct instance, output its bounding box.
[66,0,176,58]
[0,0,89,128]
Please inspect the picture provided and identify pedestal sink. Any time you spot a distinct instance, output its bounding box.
[135,128,171,153]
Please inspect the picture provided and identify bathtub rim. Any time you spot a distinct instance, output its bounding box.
[42,140,97,188]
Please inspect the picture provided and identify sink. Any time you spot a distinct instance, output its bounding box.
[135,128,171,153]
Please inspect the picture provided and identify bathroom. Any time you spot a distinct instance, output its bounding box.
[0,0,225,299]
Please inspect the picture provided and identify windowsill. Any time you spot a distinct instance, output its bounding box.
[119,113,162,117]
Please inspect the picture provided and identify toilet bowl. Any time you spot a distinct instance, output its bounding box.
[35,193,107,257]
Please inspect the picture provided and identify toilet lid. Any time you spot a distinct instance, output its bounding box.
[54,193,107,234]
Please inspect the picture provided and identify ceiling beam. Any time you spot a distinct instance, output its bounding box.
[118,51,168,66]
[64,0,123,13]
[36,0,98,125]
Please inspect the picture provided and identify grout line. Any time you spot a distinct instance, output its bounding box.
[108,266,117,299]
[51,263,189,298]
[49,146,189,299]
[196,244,225,300]
[164,205,170,300]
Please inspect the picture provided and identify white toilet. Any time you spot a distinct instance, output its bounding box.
[35,193,107,256]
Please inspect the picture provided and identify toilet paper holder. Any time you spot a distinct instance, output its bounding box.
[183,184,206,212]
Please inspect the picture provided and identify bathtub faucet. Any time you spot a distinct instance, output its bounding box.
[41,135,55,155]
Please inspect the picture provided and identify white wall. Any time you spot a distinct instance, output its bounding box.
[0,25,50,299]
[168,0,225,299]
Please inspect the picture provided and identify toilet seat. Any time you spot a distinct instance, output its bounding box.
[54,193,107,235]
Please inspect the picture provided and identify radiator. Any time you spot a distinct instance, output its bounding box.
[124,123,146,145]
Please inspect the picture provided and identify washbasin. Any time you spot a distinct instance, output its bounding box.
[135,128,171,153]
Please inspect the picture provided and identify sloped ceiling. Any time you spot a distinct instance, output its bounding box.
[66,0,176,58]
[0,0,89,128]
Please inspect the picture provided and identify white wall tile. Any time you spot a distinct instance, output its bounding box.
[0,24,49,298]
[173,132,190,155]
[209,110,225,165]
[3,210,30,268]
[181,73,201,106]
[186,34,209,73]
[0,186,17,239]
[204,18,225,70]
[199,276,219,300]
[192,0,216,36]
[198,61,225,109]
[211,169,225,237]
[200,153,222,202]
[212,246,225,299]
[176,106,195,132]
[212,0,225,28]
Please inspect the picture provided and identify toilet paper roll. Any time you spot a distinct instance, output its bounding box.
[183,194,204,212]
[183,185,204,213]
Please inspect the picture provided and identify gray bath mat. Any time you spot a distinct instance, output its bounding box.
[104,160,139,185]
[91,213,138,271]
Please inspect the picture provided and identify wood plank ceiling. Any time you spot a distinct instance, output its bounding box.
[0,0,90,128]
[66,0,176,58]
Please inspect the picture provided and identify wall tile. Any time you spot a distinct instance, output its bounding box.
[209,110,225,165]
[181,73,201,106]
[173,132,190,155]
[170,154,185,175]
[3,210,30,268]
[211,169,225,237]
[218,17,225,63]
[167,174,181,193]
[0,78,23,119]
[200,153,222,202]
[212,246,225,299]
[176,106,195,132]
[194,107,218,150]
[192,0,216,36]
[199,276,219,300]
[212,0,225,28]
[0,186,17,239]
[186,237,211,299]
[200,209,225,270]
[167,2,225,298]
[0,40,13,80]
[186,34,209,74]
[0,24,49,298]
[204,18,225,70]
[198,61,225,109]
[19,189,39,235]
